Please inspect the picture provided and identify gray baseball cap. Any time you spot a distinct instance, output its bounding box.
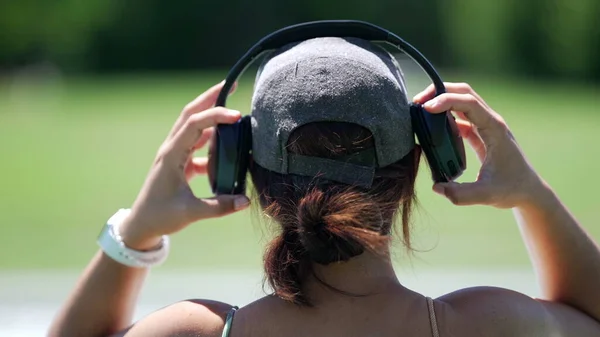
[250,37,414,188]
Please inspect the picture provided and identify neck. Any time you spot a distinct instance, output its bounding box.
[304,248,402,301]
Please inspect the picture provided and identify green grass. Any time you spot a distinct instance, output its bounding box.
[0,71,598,271]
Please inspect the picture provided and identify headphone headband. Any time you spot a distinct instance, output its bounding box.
[209,20,466,195]
[215,20,446,107]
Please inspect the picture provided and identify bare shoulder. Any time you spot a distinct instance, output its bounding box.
[116,295,287,337]
[435,286,600,337]
[433,286,550,337]
[113,299,235,337]
[228,295,299,336]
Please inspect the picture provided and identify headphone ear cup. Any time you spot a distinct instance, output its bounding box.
[410,102,466,182]
[410,103,444,182]
[207,130,219,192]
[208,122,240,194]
[207,116,252,195]
[233,115,252,194]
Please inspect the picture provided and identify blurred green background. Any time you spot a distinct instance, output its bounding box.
[1,73,598,271]
[0,0,599,334]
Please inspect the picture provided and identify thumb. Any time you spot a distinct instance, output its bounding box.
[189,194,250,220]
[433,181,491,206]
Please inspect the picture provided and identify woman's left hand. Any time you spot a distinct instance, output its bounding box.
[119,81,250,250]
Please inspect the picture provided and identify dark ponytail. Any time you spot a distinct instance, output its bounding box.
[263,229,311,305]
[251,122,420,306]
[297,187,387,265]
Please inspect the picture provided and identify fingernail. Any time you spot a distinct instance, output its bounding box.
[229,82,238,94]
[234,196,250,210]
[424,99,438,109]
[432,184,445,195]
[227,109,241,116]
[412,93,423,102]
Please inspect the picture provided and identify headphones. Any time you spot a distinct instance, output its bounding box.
[207,20,466,195]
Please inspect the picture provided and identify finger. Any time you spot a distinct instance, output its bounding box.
[422,93,500,132]
[169,107,241,158]
[184,157,208,180]
[167,81,237,140]
[413,82,488,108]
[227,81,238,96]
[456,119,486,162]
[433,181,492,206]
[182,130,213,179]
[183,81,237,115]
[193,127,214,150]
[412,83,436,104]
[188,195,250,220]
[452,110,468,121]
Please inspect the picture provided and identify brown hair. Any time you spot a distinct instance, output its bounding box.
[250,121,421,306]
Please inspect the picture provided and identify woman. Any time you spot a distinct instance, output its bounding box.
[49,38,600,336]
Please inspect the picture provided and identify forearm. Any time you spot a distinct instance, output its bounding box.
[514,179,600,320]
[48,251,149,337]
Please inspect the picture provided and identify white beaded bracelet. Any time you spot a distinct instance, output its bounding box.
[97,209,170,268]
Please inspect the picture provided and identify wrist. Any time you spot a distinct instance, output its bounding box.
[516,175,556,212]
[119,217,163,251]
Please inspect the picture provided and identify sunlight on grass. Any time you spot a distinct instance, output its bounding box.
[0,72,598,270]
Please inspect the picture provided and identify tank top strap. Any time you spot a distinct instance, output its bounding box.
[221,306,239,337]
[426,297,440,337]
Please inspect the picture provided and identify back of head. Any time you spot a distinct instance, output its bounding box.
[249,37,421,306]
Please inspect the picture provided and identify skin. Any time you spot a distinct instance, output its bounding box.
[48,81,600,337]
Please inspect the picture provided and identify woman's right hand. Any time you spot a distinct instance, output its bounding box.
[413,83,544,209]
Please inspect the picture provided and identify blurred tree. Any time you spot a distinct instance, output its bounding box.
[440,0,514,74]
[507,0,600,81]
[538,0,598,80]
[0,0,598,81]
[505,0,549,78]
[0,0,119,70]
[85,0,445,72]
[592,0,600,80]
